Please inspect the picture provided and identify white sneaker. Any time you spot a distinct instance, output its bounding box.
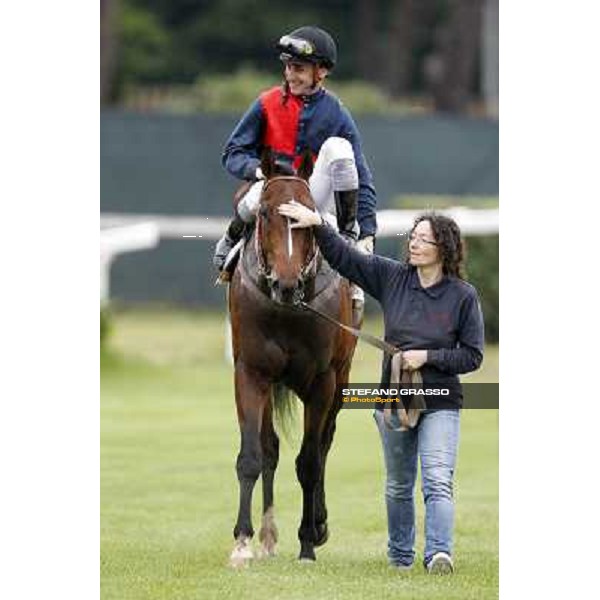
[427,552,454,574]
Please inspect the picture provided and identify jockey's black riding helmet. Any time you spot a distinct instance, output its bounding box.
[276,26,337,70]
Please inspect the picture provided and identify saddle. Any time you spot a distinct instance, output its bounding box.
[215,182,255,286]
[233,180,254,208]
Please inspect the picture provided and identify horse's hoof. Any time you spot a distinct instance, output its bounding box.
[256,543,277,559]
[229,538,253,568]
[229,555,251,569]
[298,544,316,562]
[257,509,278,559]
[314,523,329,547]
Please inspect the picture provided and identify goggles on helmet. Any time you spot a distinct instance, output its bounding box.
[277,35,315,57]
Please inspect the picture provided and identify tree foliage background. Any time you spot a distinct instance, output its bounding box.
[101,0,498,115]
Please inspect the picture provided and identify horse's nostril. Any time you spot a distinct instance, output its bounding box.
[273,280,299,305]
[293,285,305,304]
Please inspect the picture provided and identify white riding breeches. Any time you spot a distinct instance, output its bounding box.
[236,136,359,229]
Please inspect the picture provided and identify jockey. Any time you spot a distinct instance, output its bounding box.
[213,25,378,303]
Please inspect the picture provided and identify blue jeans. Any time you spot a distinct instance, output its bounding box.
[373,409,460,567]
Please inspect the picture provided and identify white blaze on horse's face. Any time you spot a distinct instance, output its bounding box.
[286,217,293,258]
[286,207,294,259]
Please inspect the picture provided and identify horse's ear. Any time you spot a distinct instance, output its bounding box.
[260,147,275,179]
[297,149,313,181]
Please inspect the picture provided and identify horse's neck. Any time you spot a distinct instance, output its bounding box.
[311,256,340,301]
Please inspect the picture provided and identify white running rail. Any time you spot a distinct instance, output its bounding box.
[100,208,498,240]
[100,222,160,304]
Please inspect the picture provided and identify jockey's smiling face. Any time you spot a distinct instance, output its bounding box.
[283,61,329,96]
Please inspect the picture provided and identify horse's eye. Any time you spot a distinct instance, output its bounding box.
[259,205,269,219]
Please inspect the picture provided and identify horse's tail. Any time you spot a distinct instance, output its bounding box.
[272,382,298,443]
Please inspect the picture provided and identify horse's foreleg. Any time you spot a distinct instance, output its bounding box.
[314,415,338,547]
[231,362,270,568]
[314,362,350,547]
[258,401,279,558]
[296,369,336,561]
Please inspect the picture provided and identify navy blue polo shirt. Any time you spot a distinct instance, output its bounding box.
[314,224,485,408]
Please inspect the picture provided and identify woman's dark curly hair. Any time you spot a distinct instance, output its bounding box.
[408,212,465,279]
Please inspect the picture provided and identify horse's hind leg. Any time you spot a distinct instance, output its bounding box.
[258,400,279,558]
[231,362,270,568]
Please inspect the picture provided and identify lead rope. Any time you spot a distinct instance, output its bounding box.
[297,301,424,430]
[385,352,425,431]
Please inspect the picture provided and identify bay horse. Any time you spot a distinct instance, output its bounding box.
[227,149,359,566]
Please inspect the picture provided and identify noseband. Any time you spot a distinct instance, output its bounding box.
[254,176,320,295]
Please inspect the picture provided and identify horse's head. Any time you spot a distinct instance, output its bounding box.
[255,149,318,305]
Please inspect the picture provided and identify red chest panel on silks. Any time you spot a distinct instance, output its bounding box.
[260,87,316,170]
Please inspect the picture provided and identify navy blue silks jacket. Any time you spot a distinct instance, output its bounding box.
[221,86,378,238]
[314,223,485,408]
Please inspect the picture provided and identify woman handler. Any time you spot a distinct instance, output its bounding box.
[277,203,485,574]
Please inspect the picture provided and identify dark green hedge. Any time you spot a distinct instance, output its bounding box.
[100,307,112,347]
[464,235,499,344]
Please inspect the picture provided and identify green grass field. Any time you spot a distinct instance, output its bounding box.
[101,309,498,600]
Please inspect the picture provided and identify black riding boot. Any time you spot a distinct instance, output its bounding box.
[334,190,358,241]
[335,189,364,326]
[213,212,246,271]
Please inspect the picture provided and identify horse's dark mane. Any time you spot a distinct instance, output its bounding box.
[260,146,313,182]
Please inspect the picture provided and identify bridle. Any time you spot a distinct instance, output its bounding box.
[254,176,320,296]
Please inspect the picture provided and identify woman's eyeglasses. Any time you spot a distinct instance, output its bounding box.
[408,234,439,247]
